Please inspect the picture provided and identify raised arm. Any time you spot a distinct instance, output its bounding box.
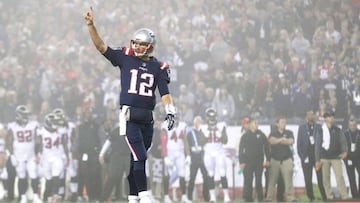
[84,7,108,54]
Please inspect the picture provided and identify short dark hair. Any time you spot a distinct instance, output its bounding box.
[276,115,286,123]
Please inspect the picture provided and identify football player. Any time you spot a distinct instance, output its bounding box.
[84,6,176,203]
[0,124,8,200]
[6,105,42,203]
[162,119,191,203]
[52,108,78,202]
[36,113,69,203]
[202,108,231,203]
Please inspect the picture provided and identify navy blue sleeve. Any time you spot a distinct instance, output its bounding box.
[158,79,170,96]
[157,63,171,96]
[102,46,124,67]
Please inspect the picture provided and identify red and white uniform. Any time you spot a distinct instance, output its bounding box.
[8,121,39,179]
[202,121,227,177]
[37,127,66,180]
[163,121,187,177]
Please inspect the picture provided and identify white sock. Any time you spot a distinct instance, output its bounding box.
[209,189,216,201]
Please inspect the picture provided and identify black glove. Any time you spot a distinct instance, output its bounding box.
[165,104,176,131]
[165,113,175,131]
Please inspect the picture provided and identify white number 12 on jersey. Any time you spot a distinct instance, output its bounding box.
[128,69,154,97]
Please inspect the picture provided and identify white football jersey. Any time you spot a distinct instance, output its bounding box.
[37,127,65,159]
[166,121,187,153]
[8,121,39,160]
[202,121,227,152]
[57,122,75,158]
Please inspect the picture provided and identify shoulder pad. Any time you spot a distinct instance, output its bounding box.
[160,62,169,70]
[7,122,14,129]
[122,47,133,56]
[36,126,44,134]
[217,122,227,129]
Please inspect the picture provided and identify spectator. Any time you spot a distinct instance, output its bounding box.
[325,20,341,45]
[291,29,311,60]
[315,56,336,81]
[273,73,293,118]
[6,0,360,127]
[212,87,235,124]
[293,83,314,120]
[178,84,195,124]
[348,73,360,116]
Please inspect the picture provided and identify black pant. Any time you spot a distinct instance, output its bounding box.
[6,159,16,201]
[301,160,327,201]
[344,159,360,198]
[187,153,209,201]
[102,153,129,201]
[78,153,102,201]
[243,162,264,202]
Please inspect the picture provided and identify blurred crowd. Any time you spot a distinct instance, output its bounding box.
[1,0,360,125]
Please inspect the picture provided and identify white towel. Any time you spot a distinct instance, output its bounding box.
[119,105,130,136]
[322,124,330,150]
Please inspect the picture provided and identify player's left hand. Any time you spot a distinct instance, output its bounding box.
[165,114,175,131]
[165,104,176,131]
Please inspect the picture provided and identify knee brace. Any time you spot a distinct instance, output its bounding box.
[221,176,228,189]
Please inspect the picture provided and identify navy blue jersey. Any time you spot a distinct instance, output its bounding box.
[103,46,170,110]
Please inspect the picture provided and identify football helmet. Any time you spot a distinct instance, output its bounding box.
[44,113,58,131]
[52,108,66,126]
[15,105,30,125]
[130,28,156,57]
[205,107,217,127]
